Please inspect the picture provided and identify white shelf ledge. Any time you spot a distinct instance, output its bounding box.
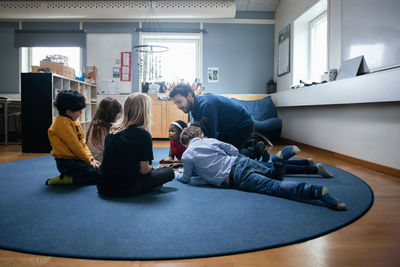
[271,68,400,107]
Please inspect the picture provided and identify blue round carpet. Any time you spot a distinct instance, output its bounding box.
[0,148,373,260]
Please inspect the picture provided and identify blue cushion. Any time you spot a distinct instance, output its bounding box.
[232,96,278,121]
[231,96,282,140]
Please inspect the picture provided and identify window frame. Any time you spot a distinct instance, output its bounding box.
[309,11,328,82]
[292,0,328,84]
[139,32,202,91]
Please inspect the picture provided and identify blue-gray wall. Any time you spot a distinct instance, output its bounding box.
[0,22,19,94]
[0,12,274,95]
[203,23,274,94]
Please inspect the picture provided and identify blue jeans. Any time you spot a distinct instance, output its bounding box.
[260,158,318,175]
[230,157,313,201]
[55,158,100,185]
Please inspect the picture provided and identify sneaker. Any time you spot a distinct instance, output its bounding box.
[261,150,271,162]
[255,141,265,159]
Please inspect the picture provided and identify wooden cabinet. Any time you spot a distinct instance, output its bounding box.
[149,94,188,138]
[21,73,97,153]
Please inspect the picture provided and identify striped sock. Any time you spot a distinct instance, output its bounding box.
[315,185,346,210]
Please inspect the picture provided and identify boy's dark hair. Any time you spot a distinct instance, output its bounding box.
[180,126,203,145]
[55,90,86,115]
[169,84,194,99]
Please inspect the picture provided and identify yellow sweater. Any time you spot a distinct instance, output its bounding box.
[48,115,94,164]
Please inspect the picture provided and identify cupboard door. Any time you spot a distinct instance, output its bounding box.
[166,102,188,127]
[151,101,165,138]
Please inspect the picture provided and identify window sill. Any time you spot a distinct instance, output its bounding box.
[271,68,400,107]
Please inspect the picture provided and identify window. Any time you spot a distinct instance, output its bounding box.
[140,33,201,86]
[27,47,82,75]
[293,0,327,84]
[309,12,327,82]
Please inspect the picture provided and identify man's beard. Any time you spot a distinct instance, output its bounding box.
[184,98,193,113]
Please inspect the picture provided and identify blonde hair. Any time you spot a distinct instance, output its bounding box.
[110,93,152,134]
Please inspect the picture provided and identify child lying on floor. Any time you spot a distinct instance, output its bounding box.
[192,119,333,178]
[175,126,346,211]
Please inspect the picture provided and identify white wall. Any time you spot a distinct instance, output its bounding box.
[274,0,319,91]
[278,103,400,169]
[273,0,400,169]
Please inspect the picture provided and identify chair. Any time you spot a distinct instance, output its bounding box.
[231,96,282,147]
[0,97,22,145]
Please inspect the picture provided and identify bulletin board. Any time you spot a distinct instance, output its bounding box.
[86,34,132,94]
[278,24,290,76]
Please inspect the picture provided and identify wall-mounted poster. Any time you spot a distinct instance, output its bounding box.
[120,51,131,82]
[278,24,290,76]
[208,67,219,83]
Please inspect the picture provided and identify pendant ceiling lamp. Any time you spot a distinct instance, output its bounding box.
[134,0,168,84]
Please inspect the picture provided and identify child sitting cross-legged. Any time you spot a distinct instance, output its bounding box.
[86,97,122,163]
[176,126,346,211]
[159,120,188,168]
[46,90,101,185]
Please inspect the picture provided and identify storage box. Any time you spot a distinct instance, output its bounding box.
[83,66,97,83]
[62,66,75,79]
[39,61,75,79]
[40,61,64,75]
[31,66,40,72]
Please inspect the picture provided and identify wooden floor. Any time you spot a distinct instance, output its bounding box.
[0,142,399,267]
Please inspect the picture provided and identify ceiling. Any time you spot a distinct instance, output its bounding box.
[0,1,281,20]
[236,0,280,12]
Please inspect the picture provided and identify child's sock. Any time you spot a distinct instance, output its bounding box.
[312,185,346,210]
[316,163,333,178]
[275,145,301,161]
[308,158,317,167]
[270,146,300,180]
[45,174,73,185]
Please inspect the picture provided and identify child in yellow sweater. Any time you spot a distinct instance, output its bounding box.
[46,90,101,185]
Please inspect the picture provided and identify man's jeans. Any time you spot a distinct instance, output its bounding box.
[230,157,313,201]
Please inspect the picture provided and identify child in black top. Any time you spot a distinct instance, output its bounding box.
[98,93,175,197]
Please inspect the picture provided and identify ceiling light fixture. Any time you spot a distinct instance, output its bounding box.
[133,0,168,85]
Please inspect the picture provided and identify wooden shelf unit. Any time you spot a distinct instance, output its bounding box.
[21,72,97,153]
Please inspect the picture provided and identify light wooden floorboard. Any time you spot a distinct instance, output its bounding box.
[0,142,399,267]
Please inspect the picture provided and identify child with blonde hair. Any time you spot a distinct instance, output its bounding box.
[98,93,175,197]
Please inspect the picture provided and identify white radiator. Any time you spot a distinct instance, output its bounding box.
[0,0,236,19]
